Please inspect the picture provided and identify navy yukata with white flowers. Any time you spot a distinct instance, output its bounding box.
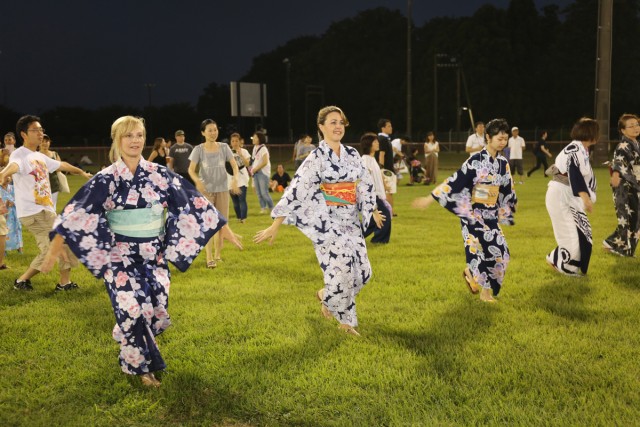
[272,140,376,327]
[52,159,224,375]
[431,149,517,295]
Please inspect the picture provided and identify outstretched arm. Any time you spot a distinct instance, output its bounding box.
[254,216,285,245]
[58,162,92,179]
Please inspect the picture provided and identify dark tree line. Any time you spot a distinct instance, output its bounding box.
[2,0,639,145]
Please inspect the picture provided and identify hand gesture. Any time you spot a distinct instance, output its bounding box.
[254,224,279,245]
[219,224,243,250]
[373,209,386,229]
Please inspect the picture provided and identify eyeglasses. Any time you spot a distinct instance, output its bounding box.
[625,123,640,129]
[27,127,45,133]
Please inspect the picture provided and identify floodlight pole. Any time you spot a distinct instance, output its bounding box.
[594,0,613,163]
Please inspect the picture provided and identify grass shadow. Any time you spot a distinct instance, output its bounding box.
[372,298,497,376]
[532,277,593,322]
[608,256,640,292]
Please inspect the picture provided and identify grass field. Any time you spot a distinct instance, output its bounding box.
[0,155,638,426]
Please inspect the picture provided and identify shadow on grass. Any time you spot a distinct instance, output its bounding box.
[373,299,497,377]
[532,277,593,322]
[161,318,342,426]
[608,256,640,292]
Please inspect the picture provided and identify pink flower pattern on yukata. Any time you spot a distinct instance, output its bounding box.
[52,158,224,375]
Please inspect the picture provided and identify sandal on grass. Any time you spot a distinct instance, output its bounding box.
[207,260,217,269]
[140,373,161,388]
[0,264,9,270]
[462,269,480,294]
[338,324,360,336]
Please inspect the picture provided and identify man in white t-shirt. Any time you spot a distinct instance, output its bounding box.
[0,115,91,291]
[465,121,485,156]
[508,126,526,184]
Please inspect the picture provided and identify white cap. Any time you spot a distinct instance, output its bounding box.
[511,126,519,131]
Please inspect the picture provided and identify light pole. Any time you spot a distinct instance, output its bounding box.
[283,58,292,143]
[406,0,413,138]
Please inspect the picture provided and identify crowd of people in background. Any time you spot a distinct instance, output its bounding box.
[1,108,639,387]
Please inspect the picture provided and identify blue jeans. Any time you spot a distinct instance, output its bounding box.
[253,173,274,209]
[230,186,248,220]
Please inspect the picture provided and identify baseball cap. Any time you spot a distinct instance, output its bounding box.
[511,127,519,131]
[175,130,185,136]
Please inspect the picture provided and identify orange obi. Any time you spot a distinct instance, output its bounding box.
[471,184,500,204]
[320,182,357,206]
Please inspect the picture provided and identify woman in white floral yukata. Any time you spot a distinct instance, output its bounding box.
[254,106,385,336]
[42,116,242,388]
[413,118,517,303]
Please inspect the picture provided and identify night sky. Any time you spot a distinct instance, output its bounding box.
[1,0,573,114]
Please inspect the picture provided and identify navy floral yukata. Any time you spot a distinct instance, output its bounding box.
[272,140,376,327]
[52,159,224,375]
[431,149,517,295]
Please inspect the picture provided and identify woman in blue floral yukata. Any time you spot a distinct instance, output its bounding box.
[413,118,517,303]
[254,106,385,336]
[42,116,242,387]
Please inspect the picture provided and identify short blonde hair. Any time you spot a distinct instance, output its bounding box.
[317,106,349,140]
[109,116,146,163]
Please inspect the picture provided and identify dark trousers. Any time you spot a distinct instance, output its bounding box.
[363,197,392,243]
[231,186,248,220]
[527,154,549,177]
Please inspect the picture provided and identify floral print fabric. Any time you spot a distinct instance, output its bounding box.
[52,159,224,374]
[431,149,517,295]
[272,141,376,326]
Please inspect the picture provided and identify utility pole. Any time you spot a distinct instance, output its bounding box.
[406,0,413,139]
[594,0,612,163]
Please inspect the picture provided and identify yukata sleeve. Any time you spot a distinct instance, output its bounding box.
[611,142,640,191]
[567,153,590,198]
[356,156,376,229]
[271,150,329,245]
[431,158,477,222]
[51,173,114,278]
[163,170,226,272]
[498,161,517,225]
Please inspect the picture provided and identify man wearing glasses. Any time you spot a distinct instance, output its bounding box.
[0,115,91,291]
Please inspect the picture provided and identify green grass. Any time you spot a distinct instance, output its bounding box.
[1,157,638,426]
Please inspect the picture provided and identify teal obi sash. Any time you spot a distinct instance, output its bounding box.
[106,207,166,238]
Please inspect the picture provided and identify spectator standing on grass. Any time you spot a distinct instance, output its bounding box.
[254,106,385,336]
[270,164,291,192]
[527,130,553,177]
[250,131,274,214]
[188,119,240,269]
[423,131,440,184]
[39,134,62,209]
[508,126,526,184]
[294,134,315,171]
[603,113,640,257]
[147,137,168,167]
[3,132,17,163]
[0,179,22,253]
[465,121,486,156]
[228,132,250,223]
[545,117,598,277]
[0,115,91,292]
[361,132,392,243]
[167,129,193,184]
[42,115,242,388]
[376,119,397,214]
[413,118,517,303]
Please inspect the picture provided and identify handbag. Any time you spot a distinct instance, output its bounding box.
[57,171,70,193]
